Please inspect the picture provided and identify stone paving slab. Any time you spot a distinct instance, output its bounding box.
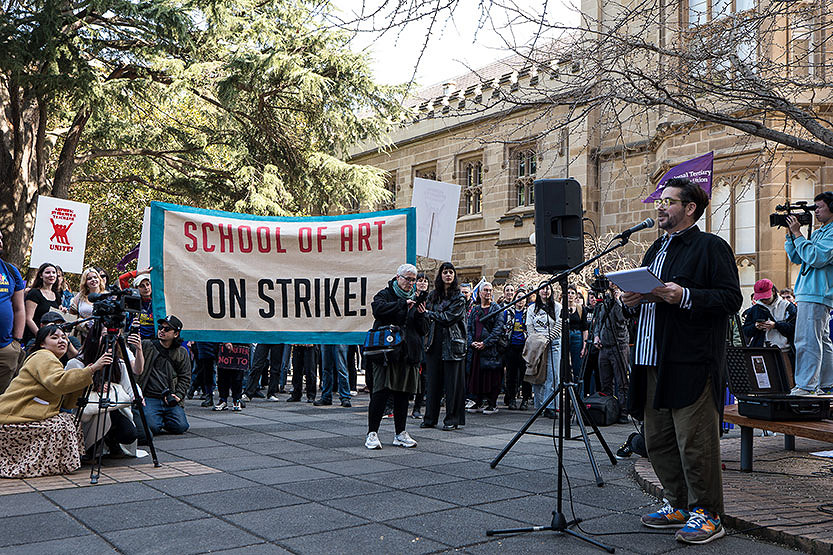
[0,394,807,554]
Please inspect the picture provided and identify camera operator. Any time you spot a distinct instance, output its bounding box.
[592,283,631,423]
[741,279,796,368]
[784,192,833,396]
[135,315,190,443]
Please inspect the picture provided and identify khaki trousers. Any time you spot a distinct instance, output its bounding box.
[0,341,22,395]
[644,365,723,515]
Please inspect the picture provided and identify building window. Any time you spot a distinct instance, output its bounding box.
[791,10,821,78]
[512,147,537,208]
[708,174,756,255]
[414,164,437,182]
[688,0,755,27]
[459,158,483,216]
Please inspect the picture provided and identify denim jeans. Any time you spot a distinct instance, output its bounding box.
[134,397,189,443]
[533,338,561,410]
[569,329,584,383]
[793,301,833,391]
[320,344,350,402]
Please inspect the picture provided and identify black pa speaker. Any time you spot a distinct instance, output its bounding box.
[534,178,584,273]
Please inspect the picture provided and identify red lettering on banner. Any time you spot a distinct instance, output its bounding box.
[374,220,385,250]
[184,221,198,252]
[358,222,371,251]
[275,227,287,253]
[238,225,253,253]
[256,226,270,253]
[219,224,234,253]
[202,223,215,252]
[299,227,312,252]
[316,226,327,253]
[340,225,353,252]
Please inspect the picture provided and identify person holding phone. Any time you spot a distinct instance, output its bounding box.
[741,279,796,368]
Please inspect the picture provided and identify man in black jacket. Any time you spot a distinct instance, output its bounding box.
[135,315,191,443]
[623,178,742,545]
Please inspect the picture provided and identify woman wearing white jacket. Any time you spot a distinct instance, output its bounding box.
[526,282,562,418]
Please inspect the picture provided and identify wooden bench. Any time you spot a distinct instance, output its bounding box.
[723,405,833,471]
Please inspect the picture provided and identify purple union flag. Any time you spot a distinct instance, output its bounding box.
[642,152,714,203]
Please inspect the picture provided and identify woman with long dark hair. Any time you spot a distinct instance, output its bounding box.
[420,262,467,430]
[68,320,143,458]
[0,325,110,477]
[410,271,430,419]
[526,281,562,418]
[567,285,589,384]
[23,263,63,343]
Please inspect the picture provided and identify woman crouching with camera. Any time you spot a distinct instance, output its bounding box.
[365,264,429,450]
[0,325,111,477]
[68,320,144,460]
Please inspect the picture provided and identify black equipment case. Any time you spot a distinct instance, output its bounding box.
[726,346,830,421]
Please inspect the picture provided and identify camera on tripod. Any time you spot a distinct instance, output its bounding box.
[770,201,813,228]
[590,271,610,297]
[90,288,141,327]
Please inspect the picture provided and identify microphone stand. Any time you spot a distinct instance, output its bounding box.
[485,233,641,553]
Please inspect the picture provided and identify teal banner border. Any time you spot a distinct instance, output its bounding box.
[148,202,416,344]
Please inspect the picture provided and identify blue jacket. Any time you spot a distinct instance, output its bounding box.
[785,221,833,308]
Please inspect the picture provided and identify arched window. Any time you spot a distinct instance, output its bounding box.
[513,148,537,208]
[459,158,483,216]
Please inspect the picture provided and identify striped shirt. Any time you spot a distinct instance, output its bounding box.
[634,229,693,366]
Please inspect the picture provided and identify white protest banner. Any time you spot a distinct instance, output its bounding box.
[149,202,415,344]
[411,177,461,261]
[29,196,90,274]
[138,207,151,270]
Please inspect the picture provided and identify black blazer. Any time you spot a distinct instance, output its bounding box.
[640,226,743,410]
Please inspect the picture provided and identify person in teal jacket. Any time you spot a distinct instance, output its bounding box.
[784,192,833,395]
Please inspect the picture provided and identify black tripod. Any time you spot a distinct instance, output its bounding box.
[74,325,160,484]
[486,236,637,553]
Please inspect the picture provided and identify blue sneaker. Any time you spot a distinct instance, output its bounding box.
[675,507,725,544]
[640,499,689,528]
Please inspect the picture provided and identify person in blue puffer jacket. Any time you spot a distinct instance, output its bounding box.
[784,191,833,395]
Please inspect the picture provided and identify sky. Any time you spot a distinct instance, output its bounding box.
[331,0,581,89]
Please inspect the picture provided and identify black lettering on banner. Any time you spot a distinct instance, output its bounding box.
[360,277,367,316]
[276,279,291,318]
[313,278,321,317]
[295,279,312,318]
[206,279,225,318]
[344,277,358,316]
[324,277,341,317]
[258,279,275,318]
[229,279,246,318]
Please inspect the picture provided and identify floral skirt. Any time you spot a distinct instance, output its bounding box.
[0,413,83,478]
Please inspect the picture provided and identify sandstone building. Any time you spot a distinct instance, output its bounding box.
[349,1,832,304]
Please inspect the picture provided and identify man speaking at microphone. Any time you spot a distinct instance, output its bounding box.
[621,178,742,545]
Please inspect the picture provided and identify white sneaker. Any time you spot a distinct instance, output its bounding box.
[213,401,227,411]
[393,431,417,448]
[482,406,499,415]
[241,394,251,402]
[365,431,382,450]
[267,395,280,402]
[465,399,476,409]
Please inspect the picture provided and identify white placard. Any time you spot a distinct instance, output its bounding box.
[411,177,461,261]
[29,196,90,274]
[138,207,151,270]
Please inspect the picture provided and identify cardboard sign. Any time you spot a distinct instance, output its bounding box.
[149,202,416,344]
[412,178,461,261]
[29,196,90,274]
[218,343,251,371]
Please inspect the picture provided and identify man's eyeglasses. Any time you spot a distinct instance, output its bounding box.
[159,325,175,332]
[653,198,687,209]
[397,275,417,283]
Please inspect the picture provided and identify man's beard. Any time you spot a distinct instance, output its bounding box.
[658,212,680,230]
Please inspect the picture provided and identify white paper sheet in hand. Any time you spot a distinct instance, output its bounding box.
[606,267,665,294]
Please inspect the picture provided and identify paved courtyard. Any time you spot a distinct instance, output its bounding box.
[0,394,807,554]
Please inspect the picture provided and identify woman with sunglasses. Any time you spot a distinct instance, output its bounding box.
[0,325,111,477]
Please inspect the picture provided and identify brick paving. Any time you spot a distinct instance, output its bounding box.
[635,427,833,555]
[0,394,811,554]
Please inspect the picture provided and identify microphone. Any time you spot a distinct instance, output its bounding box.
[614,217,655,239]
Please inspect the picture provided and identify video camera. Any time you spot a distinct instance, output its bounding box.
[590,270,610,296]
[770,201,813,228]
[90,288,141,328]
